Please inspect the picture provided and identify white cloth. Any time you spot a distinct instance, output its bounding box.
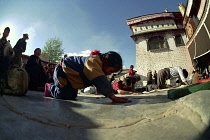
[4,41,14,57]
[189,73,194,80]
[169,66,187,82]
[84,86,96,94]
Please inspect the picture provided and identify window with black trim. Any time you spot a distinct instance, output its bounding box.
[148,36,169,50]
[174,34,184,47]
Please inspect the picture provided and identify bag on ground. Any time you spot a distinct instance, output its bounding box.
[3,67,29,95]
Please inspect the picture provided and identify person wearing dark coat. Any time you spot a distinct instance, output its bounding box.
[12,33,29,66]
[25,48,47,90]
[0,27,13,92]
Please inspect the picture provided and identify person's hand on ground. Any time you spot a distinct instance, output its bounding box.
[109,95,132,103]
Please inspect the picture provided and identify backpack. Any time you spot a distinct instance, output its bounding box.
[3,67,29,95]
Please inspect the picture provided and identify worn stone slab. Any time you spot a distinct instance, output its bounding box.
[0,89,209,140]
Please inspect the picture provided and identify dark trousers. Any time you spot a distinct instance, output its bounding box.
[157,68,170,89]
[49,65,78,100]
[0,55,12,84]
[12,52,22,66]
[147,81,153,85]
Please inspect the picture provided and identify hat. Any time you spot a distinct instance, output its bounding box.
[23,33,29,39]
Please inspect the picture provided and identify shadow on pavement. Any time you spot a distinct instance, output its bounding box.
[0,92,99,140]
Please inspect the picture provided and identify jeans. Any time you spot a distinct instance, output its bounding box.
[49,65,78,100]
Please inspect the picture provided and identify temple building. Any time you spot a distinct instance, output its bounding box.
[126,12,193,81]
[126,0,210,82]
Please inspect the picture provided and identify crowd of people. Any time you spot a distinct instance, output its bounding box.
[25,48,55,90]
[1,26,209,103]
[0,30,132,103]
[111,64,210,93]
[0,27,56,92]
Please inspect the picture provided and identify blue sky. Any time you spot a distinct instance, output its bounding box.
[0,0,187,68]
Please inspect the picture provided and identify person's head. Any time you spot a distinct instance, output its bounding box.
[64,54,68,58]
[34,48,41,57]
[2,27,10,38]
[100,51,122,75]
[47,63,53,68]
[130,65,134,69]
[183,69,188,78]
[23,33,29,40]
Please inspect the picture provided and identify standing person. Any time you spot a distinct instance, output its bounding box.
[44,51,132,103]
[12,33,29,66]
[25,48,47,90]
[153,70,157,84]
[0,27,13,90]
[147,70,153,85]
[157,66,189,89]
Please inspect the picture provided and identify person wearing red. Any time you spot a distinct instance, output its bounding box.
[125,65,139,89]
[112,80,139,94]
[128,65,136,76]
[45,50,132,103]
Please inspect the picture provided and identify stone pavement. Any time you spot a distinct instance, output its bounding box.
[0,89,210,140]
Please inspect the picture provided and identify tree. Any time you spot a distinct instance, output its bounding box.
[42,37,64,63]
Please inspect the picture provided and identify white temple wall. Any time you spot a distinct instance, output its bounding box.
[135,33,194,81]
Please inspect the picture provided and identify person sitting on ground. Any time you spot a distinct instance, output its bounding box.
[25,48,47,90]
[44,51,132,103]
[157,66,189,89]
[192,70,202,84]
[44,63,54,83]
[125,65,139,89]
[112,80,140,95]
[128,65,136,76]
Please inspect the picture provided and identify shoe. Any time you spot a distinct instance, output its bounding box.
[44,83,51,97]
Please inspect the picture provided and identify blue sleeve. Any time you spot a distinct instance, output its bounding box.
[91,75,114,97]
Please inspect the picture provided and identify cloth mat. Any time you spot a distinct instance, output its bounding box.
[168,81,210,100]
[198,78,210,83]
